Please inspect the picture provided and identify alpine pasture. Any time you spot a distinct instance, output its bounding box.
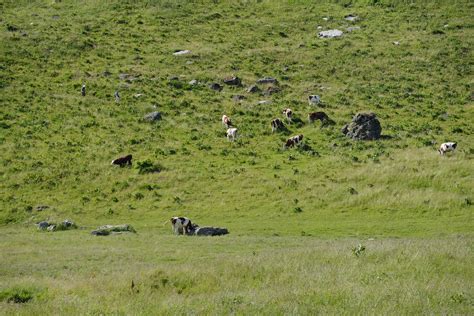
[1,0,473,314]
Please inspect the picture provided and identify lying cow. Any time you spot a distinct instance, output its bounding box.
[227,127,238,141]
[282,108,293,123]
[438,142,457,155]
[285,134,304,148]
[111,154,132,167]
[170,216,195,235]
[308,111,329,123]
[271,118,285,132]
[222,115,232,128]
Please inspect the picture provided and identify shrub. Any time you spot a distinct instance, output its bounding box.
[136,160,163,174]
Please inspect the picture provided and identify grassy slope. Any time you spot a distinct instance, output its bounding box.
[0,0,473,313]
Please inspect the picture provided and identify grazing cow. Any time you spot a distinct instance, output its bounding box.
[222,115,232,128]
[111,154,132,167]
[81,84,86,96]
[438,142,457,155]
[227,127,238,141]
[282,108,293,123]
[308,95,321,105]
[285,134,304,148]
[170,217,194,235]
[114,91,120,103]
[308,111,329,123]
[271,118,285,132]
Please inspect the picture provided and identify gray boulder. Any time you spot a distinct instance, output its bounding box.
[209,83,223,91]
[194,226,229,236]
[247,85,260,93]
[91,224,136,236]
[257,77,278,84]
[143,111,162,122]
[342,112,382,140]
[37,221,49,230]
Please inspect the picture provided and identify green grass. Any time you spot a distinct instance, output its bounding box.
[1,0,473,313]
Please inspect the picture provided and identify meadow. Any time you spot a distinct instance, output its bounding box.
[0,0,473,314]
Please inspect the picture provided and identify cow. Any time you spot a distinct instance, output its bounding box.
[282,108,293,123]
[81,84,86,96]
[170,217,194,235]
[271,118,285,132]
[222,115,232,128]
[308,95,321,105]
[438,142,457,155]
[111,154,132,167]
[285,134,304,148]
[227,127,238,141]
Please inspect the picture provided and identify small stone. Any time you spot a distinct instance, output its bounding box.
[35,205,49,211]
[47,225,57,232]
[223,76,242,86]
[173,50,191,56]
[189,79,198,85]
[346,26,360,32]
[133,93,144,98]
[263,86,280,96]
[209,83,223,91]
[258,100,272,105]
[257,77,278,84]
[318,29,343,38]
[143,111,162,122]
[247,85,260,93]
[232,95,245,102]
[37,221,49,230]
[393,41,400,45]
[344,14,358,22]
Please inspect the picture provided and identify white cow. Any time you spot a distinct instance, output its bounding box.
[227,127,238,141]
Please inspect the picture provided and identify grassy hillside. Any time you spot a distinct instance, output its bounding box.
[0,0,473,313]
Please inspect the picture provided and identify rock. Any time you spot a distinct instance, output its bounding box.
[393,41,400,45]
[133,93,144,98]
[91,224,136,236]
[35,205,49,211]
[37,221,49,230]
[173,50,191,56]
[247,85,260,93]
[256,77,278,84]
[189,79,198,85]
[232,95,245,102]
[142,111,162,122]
[342,112,382,140]
[346,26,360,32]
[344,14,358,22]
[62,219,75,228]
[318,29,343,38]
[194,226,229,236]
[223,76,242,86]
[47,225,57,232]
[258,100,272,105]
[119,73,140,83]
[209,83,223,92]
[263,86,280,96]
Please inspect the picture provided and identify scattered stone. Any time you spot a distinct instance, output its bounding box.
[119,73,140,83]
[258,100,272,105]
[342,112,382,140]
[232,95,245,102]
[319,29,343,38]
[223,76,242,86]
[168,76,179,81]
[103,70,112,77]
[52,15,60,20]
[142,111,162,122]
[173,50,191,56]
[186,60,194,65]
[36,220,77,232]
[393,41,400,45]
[91,224,136,236]
[133,93,144,98]
[36,221,49,230]
[189,79,198,85]
[257,77,278,84]
[349,187,358,195]
[322,17,329,21]
[317,26,323,30]
[346,26,360,32]
[35,205,49,211]
[344,14,358,22]
[209,83,223,91]
[263,86,281,96]
[247,85,260,93]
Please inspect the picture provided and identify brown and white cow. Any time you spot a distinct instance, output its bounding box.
[282,108,293,123]
[271,118,285,132]
[111,154,132,167]
[222,115,232,128]
[285,134,304,148]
